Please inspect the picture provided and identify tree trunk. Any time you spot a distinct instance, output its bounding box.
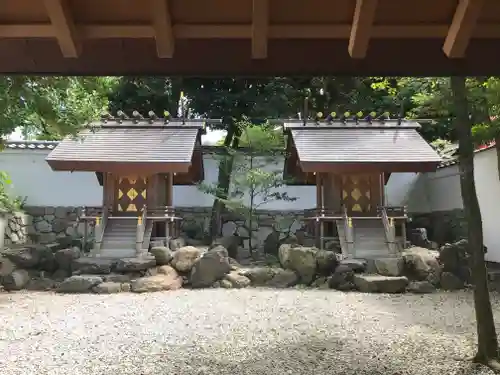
[451,76,500,365]
[208,120,241,240]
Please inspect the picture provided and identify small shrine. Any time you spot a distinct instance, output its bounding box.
[282,112,442,258]
[45,111,220,258]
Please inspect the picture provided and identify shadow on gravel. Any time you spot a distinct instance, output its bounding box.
[168,336,492,375]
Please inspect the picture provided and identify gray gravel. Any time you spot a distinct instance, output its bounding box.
[0,289,498,375]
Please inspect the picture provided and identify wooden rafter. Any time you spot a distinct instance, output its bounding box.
[43,0,80,58]
[348,0,379,58]
[151,0,174,58]
[150,0,174,58]
[443,0,485,58]
[1,24,500,41]
[251,0,269,59]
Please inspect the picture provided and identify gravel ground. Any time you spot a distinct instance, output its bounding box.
[0,289,499,375]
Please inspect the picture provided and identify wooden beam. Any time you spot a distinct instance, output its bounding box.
[2,23,500,41]
[348,0,379,58]
[43,0,80,58]
[151,0,174,58]
[443,0,485,58]
[251,0,269,59]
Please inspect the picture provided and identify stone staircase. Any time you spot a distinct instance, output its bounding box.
[100,219,138,258]
[337,218,391,259]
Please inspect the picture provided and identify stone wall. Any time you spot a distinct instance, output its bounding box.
[3,206,307,250]
[410,209,467,245]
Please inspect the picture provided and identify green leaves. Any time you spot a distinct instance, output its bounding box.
[0,76,118,139]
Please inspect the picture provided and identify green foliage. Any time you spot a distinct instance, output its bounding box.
[0,172,25,214]
[0,76,118,141]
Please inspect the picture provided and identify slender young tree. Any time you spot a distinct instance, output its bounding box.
[451,76,500,370]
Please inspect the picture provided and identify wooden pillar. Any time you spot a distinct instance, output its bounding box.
[315,172,323,248]
[166,173,174,238]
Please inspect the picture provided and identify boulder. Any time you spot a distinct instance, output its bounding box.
[51,269,70,281]
[328,264,355,290]
[54,247,81,271]
[57,275,103,293]
[220,279,234,289]
[374,257,404,277]
[315,250,339,276]
[1,269,30,291]
[2,245,55,270]
[93,282,123,294]
[402,246,441,282]
[279,244,317,284]
[407,280,436,294]
[239,267,275,286]
[212,236,243,259]
[171,246,202,272]
[263,230,280,256]
[114,257,156,273]
[26,277,56,291]
[439,239,472,283]
[228,257,242,271]
[0,256,16,277]
[208,245,229,258]
[190,249,231,288]
[224,271,251,288]
[266,268,298,288]
[131,274,182,293]
[104,273,138,283]
[72,258,114,274]
[440,271,465,290]
[339,259,367,273]
[353,274,409,293]
[169,237,187,251]
[149,246,173,265]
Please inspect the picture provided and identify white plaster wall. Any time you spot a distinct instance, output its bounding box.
[425,165,463,212]
[1,149,102,206]
[474,149,500,263]
[0,149,316,210]
[385,173,421,207]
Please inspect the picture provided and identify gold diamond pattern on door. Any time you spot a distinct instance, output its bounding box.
[341,174,373,214]
[115,176,147,214]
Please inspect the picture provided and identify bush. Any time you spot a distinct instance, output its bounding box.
[0,171,25,214]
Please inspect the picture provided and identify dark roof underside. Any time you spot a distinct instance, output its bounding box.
[46,124,200,173]
[289,126,441,173]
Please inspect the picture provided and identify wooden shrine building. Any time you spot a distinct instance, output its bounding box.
[45,114,216,258]
[283,116,442,259]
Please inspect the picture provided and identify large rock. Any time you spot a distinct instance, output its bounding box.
[190,249,231,288]
[1,269,30,291]
[0,256,16,277]
[171,246,202,272]
[212,236,243,259]
[131,273,182,293]
[266,268,298,288]
[439,239,472,283]
[54,247,81,271]
[263,230,280,256]
[402,246,441,282]
[239,267,275,286]
[328,264,355,290]
[115,257,156,272]
[279,244,317,284]
[339,259,367,273]
[315,250,339,276]
[353,274,409,293]
[2,245,55,270]
[92,282,123,294]
[374,257,404,277]
[57,275,103,293]
[169,237,186,251]
[72,257,114,274]
[407,280,436,294]
[149,246,173,265]
[26,277,56,291]
[224,271,251,288]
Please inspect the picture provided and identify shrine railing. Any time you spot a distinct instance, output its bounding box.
[144,205,183,239]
